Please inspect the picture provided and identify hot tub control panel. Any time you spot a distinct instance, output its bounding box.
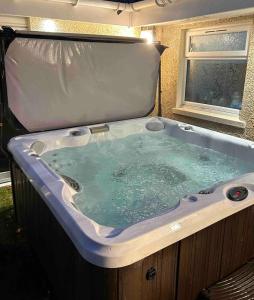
[227,186,248,201]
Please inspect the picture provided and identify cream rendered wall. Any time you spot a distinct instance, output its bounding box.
[29,17,140,37]
[155,15,254,140]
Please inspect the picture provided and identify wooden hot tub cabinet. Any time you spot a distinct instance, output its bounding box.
[11,161,254,300]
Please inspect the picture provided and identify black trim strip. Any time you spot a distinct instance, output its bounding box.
[1,27,146,44]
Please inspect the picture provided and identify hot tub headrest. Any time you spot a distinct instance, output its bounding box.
[4,36,162,132]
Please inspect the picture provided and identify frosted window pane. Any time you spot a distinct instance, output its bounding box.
[185,60,247,109]
[190,31,247,52]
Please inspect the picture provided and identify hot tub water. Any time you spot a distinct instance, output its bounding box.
[42,131,254,228]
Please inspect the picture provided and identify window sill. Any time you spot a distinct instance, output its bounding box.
[172,107,246,129]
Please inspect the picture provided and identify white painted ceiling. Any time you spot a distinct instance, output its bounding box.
[0,0,253,27]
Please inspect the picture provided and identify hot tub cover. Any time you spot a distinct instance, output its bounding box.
[5,37,161,132]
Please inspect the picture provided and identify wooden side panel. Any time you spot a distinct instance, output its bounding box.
[220,206,254,278]
[119,244,178,300]
[177,206,254,300]
[159,246,178,300]
[119,260,143,300]
[11,161,118,300]
[10,162,23,225]
[177,220,225,300]
[91,267,118,300]
[74,250,119,300]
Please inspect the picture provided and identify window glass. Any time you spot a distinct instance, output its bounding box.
[185,59,247,109]
[189,31,247,52]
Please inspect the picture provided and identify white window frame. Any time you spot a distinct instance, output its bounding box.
[175,23,252,124]
[185,25,250,58]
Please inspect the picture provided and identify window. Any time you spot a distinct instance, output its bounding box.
[175,24,251,124]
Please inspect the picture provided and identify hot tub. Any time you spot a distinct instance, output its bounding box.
[2,29,254,300]
[8,116,254,269]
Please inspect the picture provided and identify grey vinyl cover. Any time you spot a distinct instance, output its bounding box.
[5,38,161,132]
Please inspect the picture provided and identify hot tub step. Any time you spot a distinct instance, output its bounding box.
[198,259,254,300]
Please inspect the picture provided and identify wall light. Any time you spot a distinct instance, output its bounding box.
[41,19,57,32]
[140,29,154,44]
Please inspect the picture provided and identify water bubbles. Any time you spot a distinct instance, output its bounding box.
[42,131,254,228]
[199,154,210,162]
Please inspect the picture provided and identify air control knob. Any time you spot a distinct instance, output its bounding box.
[227,186,248,201]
